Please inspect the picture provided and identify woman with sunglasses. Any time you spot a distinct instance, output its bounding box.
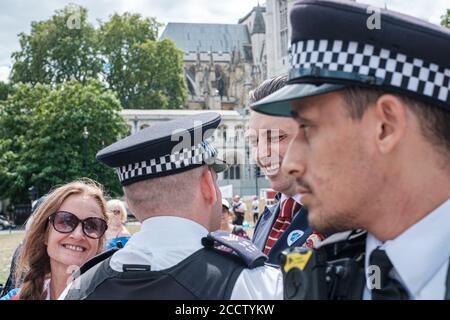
[104,199,131,250]
[2,179,108,300]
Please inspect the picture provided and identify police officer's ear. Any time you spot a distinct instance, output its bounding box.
[200,167,218,206]
[373,94,408,155]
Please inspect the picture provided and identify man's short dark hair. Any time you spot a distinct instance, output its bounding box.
[342,86,450,156]
[249,75,287,104]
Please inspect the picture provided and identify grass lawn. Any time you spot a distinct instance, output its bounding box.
[126,223,141,235]
[0,231,26,286]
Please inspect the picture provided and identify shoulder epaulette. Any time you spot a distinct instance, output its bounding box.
[202,231,267,269]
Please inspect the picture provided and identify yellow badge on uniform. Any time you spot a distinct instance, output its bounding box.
[283,249,313,273]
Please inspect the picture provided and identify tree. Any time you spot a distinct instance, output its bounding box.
[0,81,12,101]
[10,7,188,109]
[0,80,128,203]
[441,9,450,28]
[10,4,102,85]
[119,38,188,109]
[99,13,187,109]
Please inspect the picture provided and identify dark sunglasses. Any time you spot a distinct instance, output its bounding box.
[49,211,108,239]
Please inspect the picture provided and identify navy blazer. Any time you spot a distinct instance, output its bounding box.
[252,199,312,265]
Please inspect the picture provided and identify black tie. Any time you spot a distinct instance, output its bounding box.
[369,248,409,300]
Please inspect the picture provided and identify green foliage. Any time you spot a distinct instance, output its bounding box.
[0,80,127,203]
[99,13,187,109]
[99,12,160,53]
[0,81,12,101]
[107,38,187,109]
[10,5,188,109]
[10,5,102,85]
[441,9,450,28]
[2,5,189,202]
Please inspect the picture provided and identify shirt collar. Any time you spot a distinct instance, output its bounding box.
[138,216,209,249]
[280,193,302,205]
[366,197,450,297]
[110,216,209,271]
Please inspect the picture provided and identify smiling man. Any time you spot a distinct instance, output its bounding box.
[248,76,324,265]
[251,0,450,299]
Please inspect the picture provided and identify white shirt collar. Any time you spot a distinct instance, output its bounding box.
[365,197,450,298]
[139,215,208,240]
[280,193,302,205]
[110,216,208,272]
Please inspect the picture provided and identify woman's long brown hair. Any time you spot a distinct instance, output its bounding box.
[15,179,109,300]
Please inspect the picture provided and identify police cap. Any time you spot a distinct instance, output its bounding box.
[251,0,450,116]
[96,112,228,186]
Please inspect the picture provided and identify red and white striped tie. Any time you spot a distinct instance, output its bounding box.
[264,198,301,255]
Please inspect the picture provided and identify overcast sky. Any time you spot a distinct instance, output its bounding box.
[0,0,448,82]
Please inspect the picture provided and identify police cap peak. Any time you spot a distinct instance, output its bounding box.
[96,112,227,186]
[252,0,450,116]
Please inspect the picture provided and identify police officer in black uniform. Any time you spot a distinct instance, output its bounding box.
[251,0,450,299]
[60,112,283,300]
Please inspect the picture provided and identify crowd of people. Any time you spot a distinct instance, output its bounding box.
[1,0,449,300]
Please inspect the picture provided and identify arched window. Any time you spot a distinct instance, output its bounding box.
[223,164,241,180]
[234,125,244,146]
[279,0,289,57]
[223,153,241,180]
[217,125,227,144]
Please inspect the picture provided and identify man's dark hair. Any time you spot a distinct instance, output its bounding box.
[249,75,287,104]
[342,86,450,156]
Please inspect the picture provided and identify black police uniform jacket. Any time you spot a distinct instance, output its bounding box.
[64,231,267,300]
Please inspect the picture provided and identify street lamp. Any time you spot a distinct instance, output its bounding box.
[82,126,89,175]
[254,164,260,198]
[237,107,260,197]
[235,107,249,196]
[28,186,37,203]
[27,185,37,222]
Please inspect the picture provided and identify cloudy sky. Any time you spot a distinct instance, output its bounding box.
[0,0,448,82]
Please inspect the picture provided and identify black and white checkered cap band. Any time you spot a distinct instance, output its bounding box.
[116,140,217,183]
[290,39,450,105]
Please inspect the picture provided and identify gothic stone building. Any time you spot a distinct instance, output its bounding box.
[160,5,267,111]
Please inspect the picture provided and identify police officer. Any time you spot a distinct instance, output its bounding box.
[252,0,450,299]
[61,112,282,300]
